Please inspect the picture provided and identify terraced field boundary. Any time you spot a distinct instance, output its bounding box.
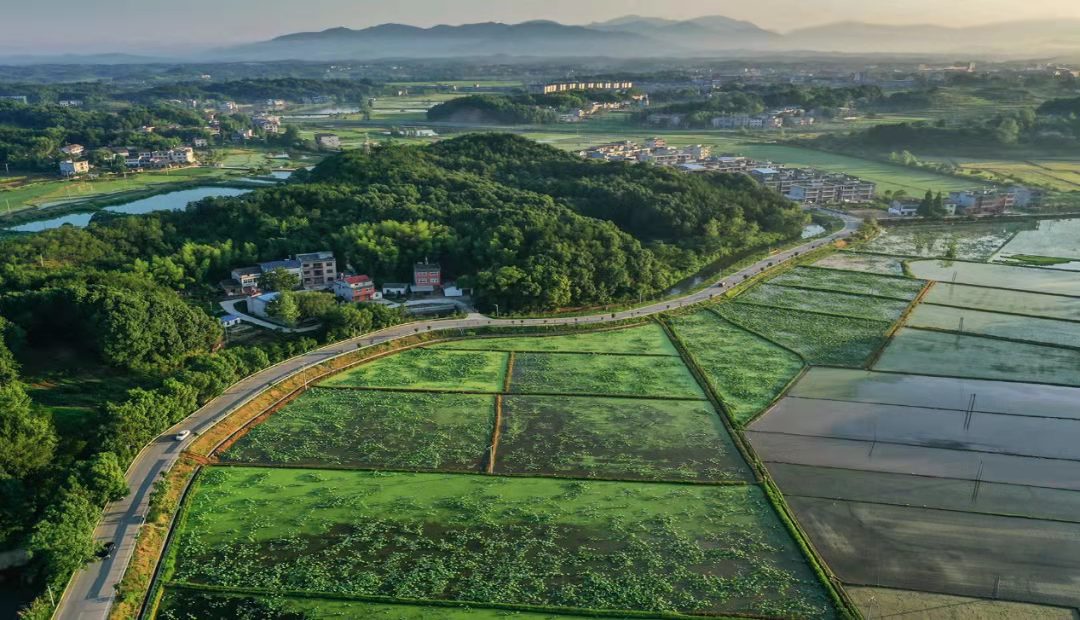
[658,320,859,620]
[314,384,709,402]
[703,306,809,364]
[864,281,936,369]
[158,582,747,620]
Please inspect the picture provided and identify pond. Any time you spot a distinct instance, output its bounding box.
[6,186,251,233]
[801,224,826,239]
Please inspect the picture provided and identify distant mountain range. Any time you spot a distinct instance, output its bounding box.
[205,16,1080,61]
[4,16,1080,65]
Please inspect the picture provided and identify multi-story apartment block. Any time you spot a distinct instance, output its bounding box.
[297,251,337,289]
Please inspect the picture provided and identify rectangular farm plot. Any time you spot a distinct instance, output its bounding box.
[669,310,804,425]
[432,323,679,356]
[790,367,1080,420]
[715,303,891,367]
[156,588,622,620]
[908,304,1080,349]
[508,352,705,399]
[926,283,1080,322]
[907,260,1080,297]
[811,252,905,276]
[858,222,1027,260]
[220,389,495,471]
[752,397,1080,462]
[319,348,509,392]
[787,496,1080,609]
[769,463,1080,524]
[874,328,1080,386]
[494,395,750,482]
[739,283,911,322]
[768,266,926,300]
[993,217,1080,262]
[168,468,838,618]
[749,431,1080,492]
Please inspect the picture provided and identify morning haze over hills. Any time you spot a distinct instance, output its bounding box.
[207,15,1080,61]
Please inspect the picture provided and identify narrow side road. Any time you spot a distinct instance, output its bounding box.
[54,210,860,620]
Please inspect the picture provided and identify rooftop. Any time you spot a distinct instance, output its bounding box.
[296,251,334,262]
[259,259,302,271]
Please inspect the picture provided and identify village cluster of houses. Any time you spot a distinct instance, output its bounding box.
[580,140,877,204]
[58,144,198,176]
[887,188,1040,217]
[647,107,817,130]
[222,252,465,324]
[750,167,876,204]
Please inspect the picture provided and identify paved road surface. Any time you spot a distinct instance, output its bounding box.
[55,210,860,620]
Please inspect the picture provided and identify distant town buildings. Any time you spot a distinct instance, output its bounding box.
[0,95,28,104]
[710,108,815,130]
[252,115,281,134]
[529,81,634,95]
[579,140,876,204]
[59,160,90,177]
[751,167,876,204]
[948,190,1014,216]
[125,147,197,169]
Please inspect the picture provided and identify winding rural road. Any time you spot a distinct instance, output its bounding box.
[54,209,860,620]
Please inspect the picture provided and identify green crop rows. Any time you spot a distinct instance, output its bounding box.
[167,468,835,618]
[509,352,705,399]
[739,283,911,322]
[151,324,841,619]
[320,349,509,392]
[495,395,750,482]
[156,587,667,619]
[716,303,891,367]
[668,311,804,426]
[433,324,679,356]
[768,267,925,301]
[221,389,496,471]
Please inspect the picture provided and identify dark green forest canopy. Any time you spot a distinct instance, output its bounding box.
[0,134,804,313]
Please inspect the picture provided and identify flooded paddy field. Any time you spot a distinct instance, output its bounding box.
[749,368,1080,609]
[906,303,1080,348]
[925,283,1080,322]
[907,260,1080,297]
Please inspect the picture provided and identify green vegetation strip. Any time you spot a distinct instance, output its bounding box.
[495,395,751,483]
[714,303,891,368]
[432,323,679,356]
[220,389,496,472]
[666,311,804,427]
[508,352,706,400]
[768,266,926,301]
[164,467,838,618]
[738,283,911,322]
[156,584,726,619]
[319,349,510,392]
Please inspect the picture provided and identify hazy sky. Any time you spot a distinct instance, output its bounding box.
[3,0,1079,53]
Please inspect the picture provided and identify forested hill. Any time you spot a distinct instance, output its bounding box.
[218,133,806,310]
[0,134,803,314]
